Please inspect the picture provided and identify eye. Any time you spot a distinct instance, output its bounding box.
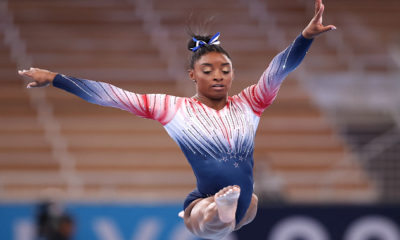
[203,71,211,74]
[222,67,231,74]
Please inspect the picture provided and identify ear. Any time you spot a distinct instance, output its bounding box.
[188,69,195,81]
[232,69,235,80]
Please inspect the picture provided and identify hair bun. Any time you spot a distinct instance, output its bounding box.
[187,35,212,52]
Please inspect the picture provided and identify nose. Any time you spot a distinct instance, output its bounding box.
[213,70,223,81]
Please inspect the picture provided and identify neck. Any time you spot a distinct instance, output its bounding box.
[193,94,228,111]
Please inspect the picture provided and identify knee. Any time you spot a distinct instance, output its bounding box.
[203,202,218,222]
[250,194,258,218]
[203,202,235,230]
[252,194,259,207]
[197,202,235,238]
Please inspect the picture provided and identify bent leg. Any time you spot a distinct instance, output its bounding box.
[234,194,258,230]
[183,186,240,239]
[186,197,235,239]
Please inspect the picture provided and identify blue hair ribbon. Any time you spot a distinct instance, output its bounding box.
[191,32,221,52]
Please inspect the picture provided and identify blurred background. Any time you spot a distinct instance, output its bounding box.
[1,0,400,239]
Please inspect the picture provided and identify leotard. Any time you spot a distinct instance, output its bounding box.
[52,33,313,225]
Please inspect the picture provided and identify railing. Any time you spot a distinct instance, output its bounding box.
[296,0,400,202]
[242,0,390,202]
[2,0,399,202]
[128,0,190,96]
[0,0,83,198]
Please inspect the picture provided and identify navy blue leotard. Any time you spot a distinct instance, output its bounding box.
[52,33,313,225]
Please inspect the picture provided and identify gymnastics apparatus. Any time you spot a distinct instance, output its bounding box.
[19,0,335,238]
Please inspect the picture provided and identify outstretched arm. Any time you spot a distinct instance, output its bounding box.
[19,68,181,125]
[235,0,335,115]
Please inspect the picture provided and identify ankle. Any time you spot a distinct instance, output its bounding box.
[203,202,218,222]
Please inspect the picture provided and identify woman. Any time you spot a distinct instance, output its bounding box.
[19,0,335,238]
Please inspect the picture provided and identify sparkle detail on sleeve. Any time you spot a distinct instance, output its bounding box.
[234,33,313,116]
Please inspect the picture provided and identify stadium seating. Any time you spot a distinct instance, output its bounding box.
[3,0,396,203]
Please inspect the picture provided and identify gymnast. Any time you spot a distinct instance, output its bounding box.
[19,0,335,238]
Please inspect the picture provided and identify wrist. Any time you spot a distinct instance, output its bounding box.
[46,72,58,84]
[302,30,314,40]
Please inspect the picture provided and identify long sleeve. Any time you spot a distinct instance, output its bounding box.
[234,33,313,116]
[52,74,182,125]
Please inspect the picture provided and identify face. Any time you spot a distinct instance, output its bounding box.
[189,52,234,100]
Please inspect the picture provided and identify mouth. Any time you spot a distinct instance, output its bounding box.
[212,84,225,90]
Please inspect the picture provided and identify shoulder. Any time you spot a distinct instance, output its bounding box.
[231,88,263,117]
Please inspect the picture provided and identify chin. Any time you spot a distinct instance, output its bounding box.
[209,93,227,100]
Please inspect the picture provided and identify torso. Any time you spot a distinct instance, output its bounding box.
[164,96,260,224]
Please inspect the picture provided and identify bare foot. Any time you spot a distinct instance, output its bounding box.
[214,185,240,223]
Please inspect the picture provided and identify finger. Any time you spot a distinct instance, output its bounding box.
[18,70,29,76]
[315,0,322,15]
[316,4,325,22]
[325,25,337,30]
[27,82,38,89]
[18,70,33,78]
[319,25,337,35]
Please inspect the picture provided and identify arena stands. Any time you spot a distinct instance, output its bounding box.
[3,0,399,204]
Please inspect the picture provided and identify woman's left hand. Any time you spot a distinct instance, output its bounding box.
[302,0,336,39]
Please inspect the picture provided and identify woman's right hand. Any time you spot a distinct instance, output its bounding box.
[18,68,58,88]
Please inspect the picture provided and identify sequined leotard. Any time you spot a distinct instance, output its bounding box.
[53,33,313,224]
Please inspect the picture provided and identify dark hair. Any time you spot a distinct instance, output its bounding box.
[186,33,232,69]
